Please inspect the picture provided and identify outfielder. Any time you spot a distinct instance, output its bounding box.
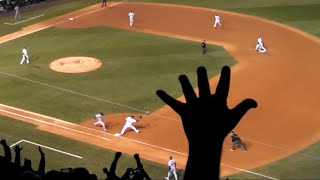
[14,5,21,20]
[165,156,178,180]
[128,11,135,27]
[213,14,222,28]
[120,115,141,135]
[20,47,29,64]
[93,112,108,132]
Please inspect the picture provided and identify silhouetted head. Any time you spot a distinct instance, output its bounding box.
[169,156,172,160]
[131,115,134,118]
[100,112,104,116]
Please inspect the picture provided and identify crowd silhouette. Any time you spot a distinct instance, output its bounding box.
[0,65,257,179]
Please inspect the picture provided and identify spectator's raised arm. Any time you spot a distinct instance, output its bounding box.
[156,66,257,180]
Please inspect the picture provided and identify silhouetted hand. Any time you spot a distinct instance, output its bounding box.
[14,145,23,153]
[133,154,139,161]
[38,146,45,156]
[0,139,7,146]
[156,66,257,180]
[103,167,109,175]
[115,151,122,159]
[156,66,257,144]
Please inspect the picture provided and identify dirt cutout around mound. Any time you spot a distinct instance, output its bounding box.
[0,2,319,178]
[49,56,102,73]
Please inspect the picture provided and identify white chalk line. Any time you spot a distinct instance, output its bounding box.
[0,71,319,161]
[221,163,279,180]
[0,0,128,44]
[0,109,111,142]
[0,104,278,180]
[4,14,46,25]
[69,0,129,20]
[0,71,180,122]
[0,1,315,178]
[10,139,82,159]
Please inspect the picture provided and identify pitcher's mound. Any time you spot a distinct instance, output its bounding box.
[49,56,102,73]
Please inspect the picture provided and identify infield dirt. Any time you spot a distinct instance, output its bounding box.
[0,2,319,177]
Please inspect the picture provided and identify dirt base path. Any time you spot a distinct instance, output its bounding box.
[0,2,319,178]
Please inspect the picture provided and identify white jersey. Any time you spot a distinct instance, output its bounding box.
[15,6,19,12]
[257,37,263,45]
[128,12,135,20]
[125,116,136,125]
[94,113,103,121]
[22,48,28,56]
[168,159,176,170]
[214,15,220,21]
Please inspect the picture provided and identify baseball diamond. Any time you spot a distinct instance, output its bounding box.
[0,0,319,179]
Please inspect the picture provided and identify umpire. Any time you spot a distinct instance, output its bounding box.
[101,0,107,7]
[201,40,207,55]
[230,131,247,152]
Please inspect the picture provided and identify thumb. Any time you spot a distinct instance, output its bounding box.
[230,98,257,126]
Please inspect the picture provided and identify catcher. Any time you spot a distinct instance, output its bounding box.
[119,115,142,136]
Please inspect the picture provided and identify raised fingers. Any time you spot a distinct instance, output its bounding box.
[197,66,211,98]
[215,66,231,99]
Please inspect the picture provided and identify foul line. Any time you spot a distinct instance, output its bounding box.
[0,109,111,141]
[221,163,279,180]
[0,71,180,122]
[4,14,45,25]
[69,0,128,20]
[10,139,82,159]
[0,105,278,179]
[0,71,319,161]
[0,0,128,44]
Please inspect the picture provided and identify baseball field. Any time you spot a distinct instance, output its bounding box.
[0,0,319,179]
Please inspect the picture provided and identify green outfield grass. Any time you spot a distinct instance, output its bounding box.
[0,0,319,179]
[0,26,235,122]
[0,116,184,179]
[0,0,99,36]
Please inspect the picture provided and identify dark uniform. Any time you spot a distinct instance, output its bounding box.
[201,40,207,55]
[101,0,107,7]
[231,132,247,152]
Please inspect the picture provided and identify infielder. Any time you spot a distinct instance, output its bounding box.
[93,112,108,131]
[128,11,135,27]
[213,14,221,28]
[20,47,29,64]
[14,5,21,20]
[120,115,141,135]
[165,156,178,180]
[257,36,264,47]
[255,36,267,53]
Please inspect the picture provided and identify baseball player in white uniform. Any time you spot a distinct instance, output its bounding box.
[120,115,140,135]
[165,156,178,180]
[93,112,108,131]
[213,14,222,28]
[128,11,135,27]
[14,5,21,20]
[255,36,267,53]
[20,47,29,64]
